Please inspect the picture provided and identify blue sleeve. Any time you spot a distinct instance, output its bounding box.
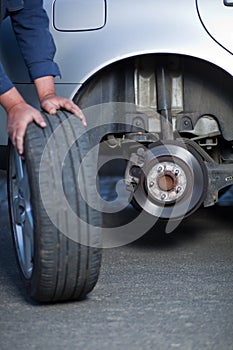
[0,62,14,94]
[10,0,61,81]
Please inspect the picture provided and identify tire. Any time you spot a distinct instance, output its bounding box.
[8,111,102,303]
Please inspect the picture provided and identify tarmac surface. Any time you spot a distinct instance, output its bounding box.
[0,169,233,350]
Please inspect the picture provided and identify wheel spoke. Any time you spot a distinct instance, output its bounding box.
[22,220,33,277]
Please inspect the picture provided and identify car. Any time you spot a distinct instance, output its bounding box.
[0,0,233,302]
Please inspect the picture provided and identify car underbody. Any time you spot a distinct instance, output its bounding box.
[75,54,233,220]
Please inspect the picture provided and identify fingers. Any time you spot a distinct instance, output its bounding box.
[41,99,59,115]
[15,134,25,156]
[64,100,87,126]
[41,96,87,126]
[33,113,47,128]
[8,122,27,156]
[7,107,47,156]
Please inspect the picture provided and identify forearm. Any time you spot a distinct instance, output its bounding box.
[34,75,56,101]
[0,87,25,112]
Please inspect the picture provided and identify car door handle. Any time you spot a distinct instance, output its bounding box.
[224,0,233,6]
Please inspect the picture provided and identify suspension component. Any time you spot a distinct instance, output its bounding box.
[125,141,208,219]
[156,62,174,140]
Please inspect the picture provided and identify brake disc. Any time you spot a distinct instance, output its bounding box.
[132,141,208,219]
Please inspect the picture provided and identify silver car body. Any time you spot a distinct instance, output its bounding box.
[0,1,233,115]
[0,6,232,83]
[1,0,233,164]
[2,0,233,81]
[1,0,233,144]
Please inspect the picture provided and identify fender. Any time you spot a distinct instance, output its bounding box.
[1,0,233,85]
[48,0,233,84]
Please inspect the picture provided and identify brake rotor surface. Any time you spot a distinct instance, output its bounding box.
[133,141,208,219]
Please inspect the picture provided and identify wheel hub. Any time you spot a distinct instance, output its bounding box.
[128,141,208,219]
[147,161,187,204]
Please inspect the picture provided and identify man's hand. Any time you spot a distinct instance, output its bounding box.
[35,76,86,126]
[7,101,46,156]
[0,87,46,155]
[0,78,86,156]
[40,94,86,126]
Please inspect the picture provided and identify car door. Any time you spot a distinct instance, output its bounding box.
[197,0,233,55]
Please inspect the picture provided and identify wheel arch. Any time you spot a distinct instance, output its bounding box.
[73,52,233,142]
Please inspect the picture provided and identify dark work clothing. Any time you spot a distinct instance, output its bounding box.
[0,0,60,94]
[0,0,24,21]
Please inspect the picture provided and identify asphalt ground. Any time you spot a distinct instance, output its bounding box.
[0,169,233,350]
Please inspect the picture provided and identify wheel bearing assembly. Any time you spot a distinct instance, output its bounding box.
[126,141,208,220]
